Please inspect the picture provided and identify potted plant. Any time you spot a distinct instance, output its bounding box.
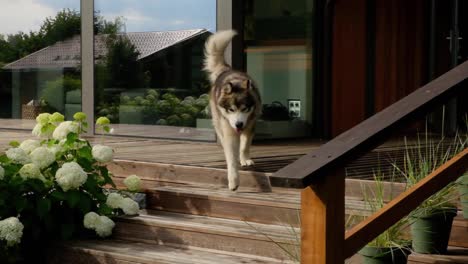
[394,131,466,254]
[358,173,411,264]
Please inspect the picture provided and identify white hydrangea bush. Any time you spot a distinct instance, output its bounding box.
[0,112,140,255]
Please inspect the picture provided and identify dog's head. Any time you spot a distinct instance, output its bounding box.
[217,79,260,133]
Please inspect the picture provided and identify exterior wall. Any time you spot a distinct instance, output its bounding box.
[331,0,367,137]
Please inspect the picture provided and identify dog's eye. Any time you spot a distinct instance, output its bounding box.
[242,107,251,113]
[227,108,235,113]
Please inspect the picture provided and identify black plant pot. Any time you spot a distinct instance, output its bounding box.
[410,208,457,254]
[358,246,410,264]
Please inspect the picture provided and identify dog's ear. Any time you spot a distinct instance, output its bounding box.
[223,83,233,94]
[241,79,252,90]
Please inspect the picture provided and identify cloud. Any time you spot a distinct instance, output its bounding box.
[101,8,156,32]
[0,0,56,35]
[171,20,186,26]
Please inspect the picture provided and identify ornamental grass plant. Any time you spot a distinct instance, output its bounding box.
[358,171,411,264]
[0,112,141,263]
[392,120,467,254]
[393,126,467,219]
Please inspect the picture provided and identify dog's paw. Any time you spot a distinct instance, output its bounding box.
[240,159,255,167]
[228,183,239,191]
[228,174,240,191]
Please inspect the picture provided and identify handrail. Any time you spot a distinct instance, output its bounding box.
[273,60,468,188]
[274,59,468,264]
[344,148,468,258]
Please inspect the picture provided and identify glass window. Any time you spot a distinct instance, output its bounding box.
[94,0,216,141]
[0,1,81,129]
[244,0,314,139]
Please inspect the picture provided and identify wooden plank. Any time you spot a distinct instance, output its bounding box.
[301,168,345,264]
[344,148,468,259]
[274,60,468,188]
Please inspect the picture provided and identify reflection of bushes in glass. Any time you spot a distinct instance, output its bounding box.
[120,89,209,127]
[40,75,81,113]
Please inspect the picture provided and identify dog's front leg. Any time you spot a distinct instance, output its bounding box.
[223,135,240,191]
[240,131,254,166]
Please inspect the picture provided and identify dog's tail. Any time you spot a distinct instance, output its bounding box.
[203,30,237,83]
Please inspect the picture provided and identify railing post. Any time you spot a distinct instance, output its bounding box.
[301,168,345,264]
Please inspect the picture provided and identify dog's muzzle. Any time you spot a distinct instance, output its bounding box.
[235,121,244,133]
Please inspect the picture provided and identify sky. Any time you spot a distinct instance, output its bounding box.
[0,0,216,35]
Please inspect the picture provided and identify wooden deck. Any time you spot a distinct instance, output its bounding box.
[0,128,451,180]
[0,129,322,173]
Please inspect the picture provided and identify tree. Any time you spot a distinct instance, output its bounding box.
[104,35,145,89]
[0,9,124,65]
[40,8,81,46]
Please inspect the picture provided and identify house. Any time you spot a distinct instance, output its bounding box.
[2,29,210,120]
[0,0,467,263]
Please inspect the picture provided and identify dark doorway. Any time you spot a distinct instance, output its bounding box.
[429,0,468,131]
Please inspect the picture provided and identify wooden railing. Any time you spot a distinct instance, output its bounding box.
[273,60,468,263]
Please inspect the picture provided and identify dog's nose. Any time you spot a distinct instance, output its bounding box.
[235,121,244,129]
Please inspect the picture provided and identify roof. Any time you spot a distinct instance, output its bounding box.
[3,29,208,70]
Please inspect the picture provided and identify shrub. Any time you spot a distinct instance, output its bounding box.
[0,112,140,263]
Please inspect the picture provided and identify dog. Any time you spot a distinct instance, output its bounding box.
[203,30,262,191]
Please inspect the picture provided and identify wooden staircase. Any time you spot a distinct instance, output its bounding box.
[46,160,467,263]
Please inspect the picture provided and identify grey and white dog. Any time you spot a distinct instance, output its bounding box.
[203,30,262,191]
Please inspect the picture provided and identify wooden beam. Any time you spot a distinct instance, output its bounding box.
[344,148,468,258]
[301,168,345,264]
[274,60,468,188]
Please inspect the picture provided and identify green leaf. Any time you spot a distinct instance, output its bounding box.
[37,198,51,219]
[77,157,93,171]
[77,194,92,213]
[15,197,27,212]
[78,146,93,161]
[97,204,114,215]
[50,190,66,201]
[66,190,81,208]
[100,166,116,188]
[9,141,20,147]
[0,154,9,163]
[66,132,78,145]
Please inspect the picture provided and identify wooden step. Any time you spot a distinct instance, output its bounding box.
[109,160,408,193]
[450,215,468,248]
[145,185,301,226]
[144,185,376,227]
[408,246,468,264]
[109,160,274,191]
[47,239,292,264]
[113,210,299,260]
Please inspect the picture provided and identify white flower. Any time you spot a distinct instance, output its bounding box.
[30,147,55,169]
[55,162,87,192]
[19,139,40,154]
[0,217,24,247]
[0,166,4,180]
[94,216,115,237]
[120,197,139,215]
[52,121,79,140]
[35,113,51,125]
[32,124,53,138]
[18,163,46,182]
[106,193,124,209]
[92,145,114,163]
[48,145,61,155]
[83,212,100,229]
[6,148,31,165]
[83,213,115,237]
[105,193,139,215]
[123,175,141,192]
